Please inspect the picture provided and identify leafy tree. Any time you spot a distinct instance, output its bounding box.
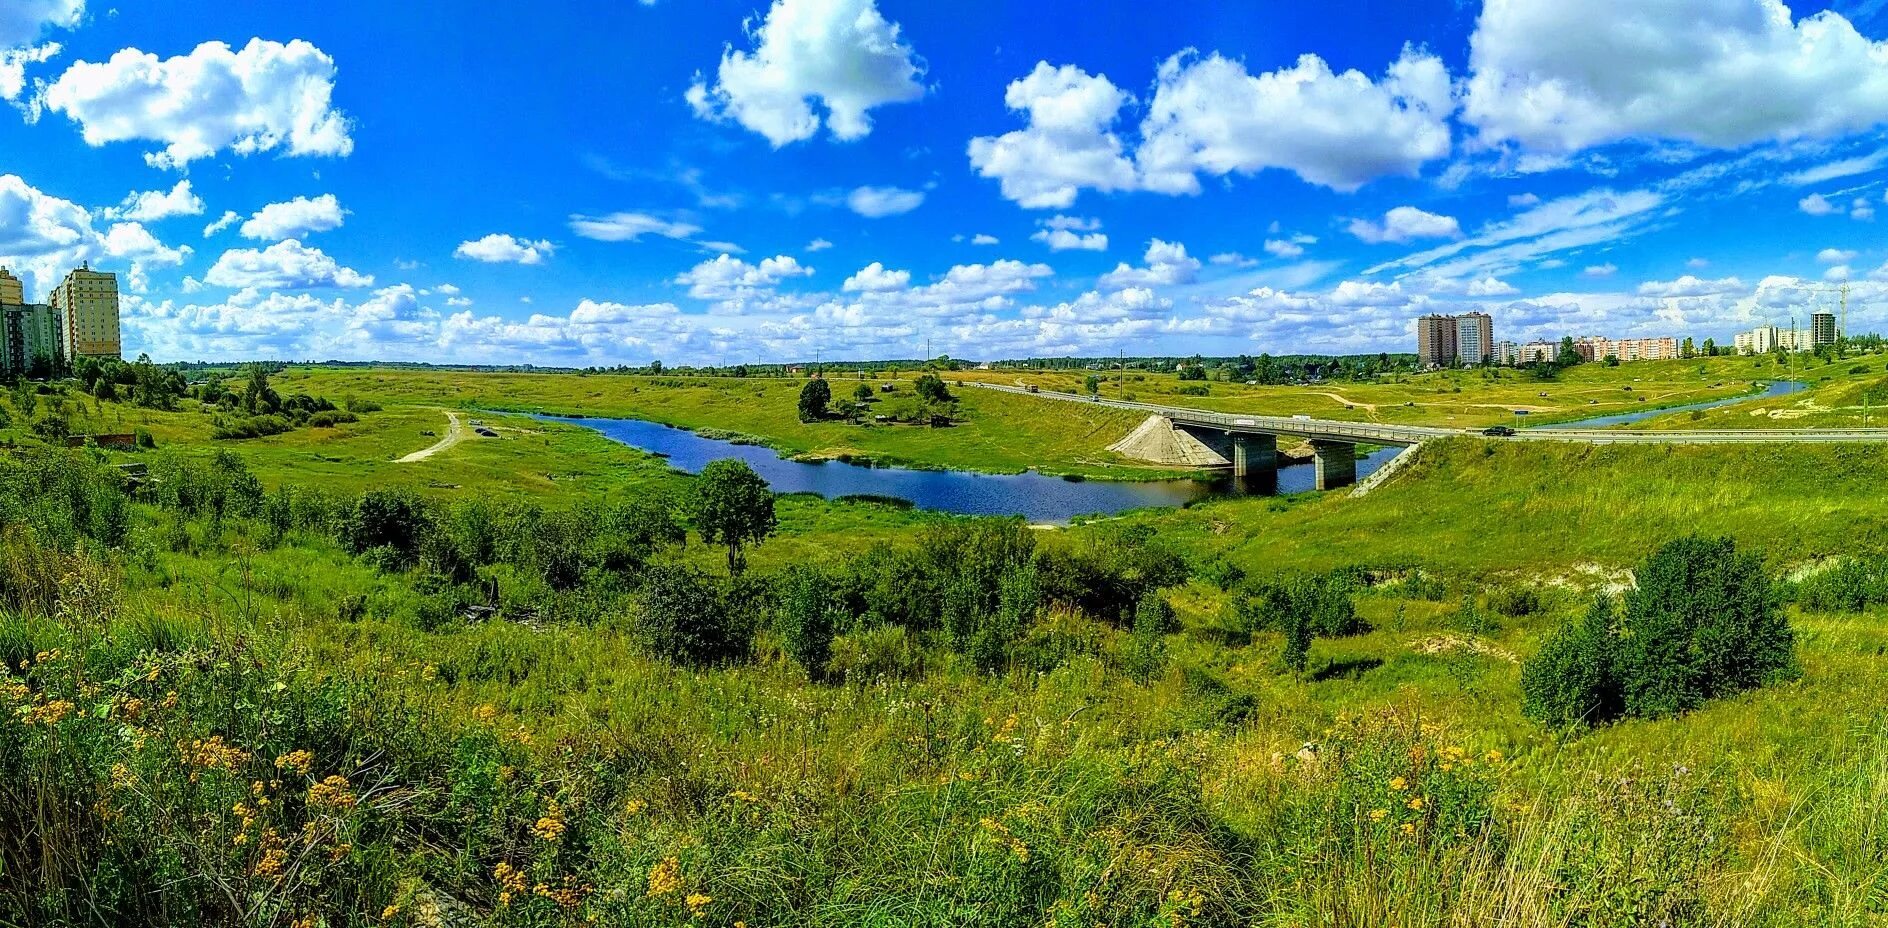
[1702,337,1717,357]
[241,363,280,415]
[690,459,777,574]
[1083,374,1100,395]
[797,377,831,421]
[913,373,952,404]
[1617,536,1794,718]
[852,382,875,403]
[340,487,432,564]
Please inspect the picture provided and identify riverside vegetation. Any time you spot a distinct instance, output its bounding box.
[3,365,1888,925]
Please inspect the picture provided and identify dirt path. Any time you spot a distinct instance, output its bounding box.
[1310,391,1378,410]
[396,410,465,463]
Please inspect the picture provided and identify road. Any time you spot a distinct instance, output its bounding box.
[395,410,466,463]
[972,382,1888,445]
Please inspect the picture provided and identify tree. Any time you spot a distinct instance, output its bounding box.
[649,360,664,374]
[241,364,280,415]
[635,565,753,666]
[914,373,952,404]
[777,566,838,680]
[797,377,831,422]
[1083,374,1100,395]
[1681,337,1695,359]
[690,459,777,574]
[1521,595,1621,727]
[1557,336,1582,368]
[1618,536,1793,718]
[853,382,875,403]
[1702,337,1718,357]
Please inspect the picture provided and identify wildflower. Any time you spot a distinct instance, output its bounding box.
[1389,776,1408,792]
[534,800,566,841]
[110,763,136,789]
[307,775,357,811]
[275,750,314,775]
[1407,797,1425,811]
[291,916,316,928]
[1368,808,1388,823]
[686,893,712,917]
[382,904,401,919]
[624,798,646,815]
[494,861,528,894]
[1399,822,1416,836]
[329,843,352,862]
[729,790,759,803]
[254,847,288,878]
[647,856,682,897]
[473,704,497,721]
[1485,749,1505,763]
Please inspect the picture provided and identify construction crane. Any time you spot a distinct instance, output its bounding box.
[1807,282,1851,340]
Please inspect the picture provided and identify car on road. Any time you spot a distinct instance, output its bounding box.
[1482,426,1516,437]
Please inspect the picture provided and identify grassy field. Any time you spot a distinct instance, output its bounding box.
[7,363,1888,924]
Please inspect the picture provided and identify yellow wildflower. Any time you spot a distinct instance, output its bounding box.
[1400,822,1416,836]
[647,856,682,897]
[624,798,647,815]
[1389,776,1407,791]
[1368,808,1388,822]
[686,893,712,917]
[275,750,314,775]
[473,704,497,721]
[306,775,357,811]
[382,903,401,919]
[1408,797,1425,811]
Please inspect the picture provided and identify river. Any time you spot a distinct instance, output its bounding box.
[538,380,1800,522]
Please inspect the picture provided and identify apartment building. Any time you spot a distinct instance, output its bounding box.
[1416,314,1458,368]
[0,267,21,305]
[49,264,121,361]
[0,266,65,376]
[1416,312,1497,367]
[1455,312,1494,365]
[1812,311,1838,349]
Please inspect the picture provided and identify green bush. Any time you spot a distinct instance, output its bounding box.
[633,565,755,667]
[1521,536,1795,727]
[775,565,838,680]
[1125,590,1172,682]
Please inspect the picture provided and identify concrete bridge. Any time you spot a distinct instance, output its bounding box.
[972,382,1888,491]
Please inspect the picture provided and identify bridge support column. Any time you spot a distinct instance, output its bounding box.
[1229,432,1277,493]
[1310,440,1357,491]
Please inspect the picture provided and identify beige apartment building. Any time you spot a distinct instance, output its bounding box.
[0,267,22,305]
[49,264,121,360]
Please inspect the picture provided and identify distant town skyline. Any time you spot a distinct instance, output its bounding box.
[2,0,1888,366]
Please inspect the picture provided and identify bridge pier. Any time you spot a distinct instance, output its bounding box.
[1230,432,1277,493]
[1310,440,1357,491]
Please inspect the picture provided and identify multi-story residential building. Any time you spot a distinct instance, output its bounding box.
[1735,326,1779,355]
[1812,311,1838,349]
[0,267,22,305]
[1455,312,1494,365]
[1493,340,1519,366]
[1518,340,1558,364]
[2,304,63,376]
[1416,314,1458,368]
[49,264,121,361]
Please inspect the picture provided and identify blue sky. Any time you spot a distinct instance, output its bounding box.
[3,0,1888,365]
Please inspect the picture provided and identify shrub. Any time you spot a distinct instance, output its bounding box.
[1125,590,1172,682]
[1791,555,1888,612]
[1521,536,1795,726]
[776,566,838,680]
[634,565,754,667]
[1235,573,1364,638]
[340,488,433,565]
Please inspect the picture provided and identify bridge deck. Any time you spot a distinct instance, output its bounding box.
[972,382,1888,445]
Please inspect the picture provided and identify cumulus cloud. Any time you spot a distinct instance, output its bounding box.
[687,0,925,146]
[205,239,372,290]
[567,211,702,242]
[1818,247,1859,264]
[1,42,61,102]
[203,211,239,237]
[967,62,1139,209]
[970,233,999,246]
[1137,46,1455,194]
[841,261,910,292]
[1348,206,1463,243]
[0,172,191,296]
[101,180,203,222]
[1800,193,1838,215]
[1637,274,1745,297]
[1583,262,1618,278]
[454,234,555,265]
[1096,239,1199,289]
[846,185,924,217]
[806,237,833,251]
[1368,186,1665,281]
[1032,229,1107,252]
[0,1,81,48]
[1464,0,1888,154]
[675,253,813,307]
[39,38,353,168]
[238,194,346,240]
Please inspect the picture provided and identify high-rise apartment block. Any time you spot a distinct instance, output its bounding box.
[1416,314,1458,368]
[1416,312,1495,368]
[49,264,121,361]
[1812,311,1838,349]
[0,265,67,376]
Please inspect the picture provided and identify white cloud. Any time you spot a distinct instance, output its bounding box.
[675,253,813,304]
[1686,257,1711,269]
[454,234,555,265]
[0,172,187,296]
[239,194,345,240]
[1465,0,1888,154]
[1369,186,1665,281]
[203,210,239,237]
[101,180,202,222]
[1032,228,1107,252]
[686,0,925,146]
[1508,192,1542,208]
[1096,239,1199,289]
[1637,275,1744,297]
[1583,262,1618,278]
[1,42,62,102]
[1137,46,1455,194]
[39,38,353,168]
[841,261,910,292]
[1825,264,1853,281]
[970,233,999,246]
[1784,149,1888,186]
[1348,206,1463,244]
[1818,247,1859,264]
[205,239,372,290]
[806,237,833,251]
[1211,252,1258,268]
[1465,276,1520,296]
[0,1,81,49]
[1263,239,1304,259]
[845,184,924,217]
[567,211,702,242]
[966,62,1139,209]
[1800,193,1838,215]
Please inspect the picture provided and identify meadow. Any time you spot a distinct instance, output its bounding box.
[3,361,1888,926]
